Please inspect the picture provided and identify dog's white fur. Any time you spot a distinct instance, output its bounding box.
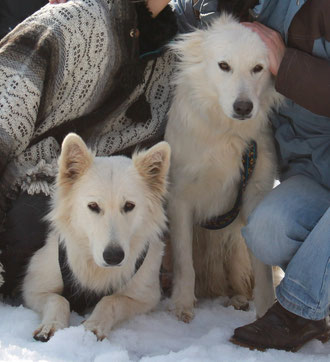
[22,134,171,341]
[165,15,281,322]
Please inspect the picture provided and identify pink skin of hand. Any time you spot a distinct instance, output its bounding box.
[242,22,286,76]
[49,0,67,4]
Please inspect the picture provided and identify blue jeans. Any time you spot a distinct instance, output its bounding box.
[242,175,330,320]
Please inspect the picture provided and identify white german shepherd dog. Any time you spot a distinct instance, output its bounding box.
[22,133,171,341]
[165,15,281,323]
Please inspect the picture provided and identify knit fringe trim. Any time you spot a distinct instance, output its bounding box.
[19,159,58,197]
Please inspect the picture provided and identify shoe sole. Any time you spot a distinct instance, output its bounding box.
[230,330,330,353]
[317,330,330,344]
[230,337,267,352]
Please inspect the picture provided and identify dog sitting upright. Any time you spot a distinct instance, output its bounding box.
[22,133,170,341]
[165,15,282,323]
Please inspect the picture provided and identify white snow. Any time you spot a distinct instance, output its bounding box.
[0,297,328,361]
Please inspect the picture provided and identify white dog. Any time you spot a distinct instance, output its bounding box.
[22,133,171,341]
[165,15,282,323]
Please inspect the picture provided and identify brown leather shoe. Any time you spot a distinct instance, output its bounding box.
[230,302,330,352]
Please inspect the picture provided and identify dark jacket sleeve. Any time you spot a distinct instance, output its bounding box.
[275,47,330,117]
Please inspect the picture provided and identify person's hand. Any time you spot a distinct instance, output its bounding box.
[147,0,171,17]
[242,22,285,76]
[49,0,68,4]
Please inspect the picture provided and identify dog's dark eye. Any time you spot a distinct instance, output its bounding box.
[123,201,135,213]
[252,64,263,73]
[88,202,101,214]
[218,62,231,72]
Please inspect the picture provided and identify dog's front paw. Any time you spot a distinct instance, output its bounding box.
[83,318,110,341]
[176,305,195,323]
[33,321,64,342]
[227,295,250,311]
[169,299,195,323]
[170,286,196,323]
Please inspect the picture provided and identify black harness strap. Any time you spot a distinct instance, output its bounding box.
[58,242,149,315]
[201,141,257,230]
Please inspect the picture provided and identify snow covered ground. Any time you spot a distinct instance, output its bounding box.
[0,297,328,361]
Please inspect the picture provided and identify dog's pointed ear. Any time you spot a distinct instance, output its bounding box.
[133,142,171,198]
[58,133,94,185]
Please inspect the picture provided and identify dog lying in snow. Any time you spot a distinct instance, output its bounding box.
[22,133,170,341]
[165,14,282,323]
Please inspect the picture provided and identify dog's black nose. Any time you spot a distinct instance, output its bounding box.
[103,246,125,266]
[233,100,253,117]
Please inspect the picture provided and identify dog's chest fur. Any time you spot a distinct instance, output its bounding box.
[171,129,253,221]
[59,244,111,314]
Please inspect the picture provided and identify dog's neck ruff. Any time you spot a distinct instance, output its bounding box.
[201,141,257,230]
[58,242,149,315]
